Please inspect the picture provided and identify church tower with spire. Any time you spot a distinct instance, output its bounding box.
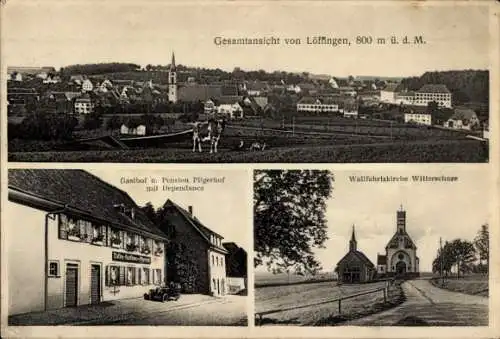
[168,52,177,103]
[349,224,357,252]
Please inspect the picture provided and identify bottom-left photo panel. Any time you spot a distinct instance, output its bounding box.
[5,168,249,326]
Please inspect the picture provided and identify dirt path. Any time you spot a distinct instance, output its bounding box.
[346,279,488,326]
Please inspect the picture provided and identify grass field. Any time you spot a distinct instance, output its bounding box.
[255,271,336,287]
[431,274,488,297]
[9,139,488,163]
[255,280,404,326]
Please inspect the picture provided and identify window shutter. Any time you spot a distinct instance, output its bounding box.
[102,225,107,245]
[86,221,92,243]
[120,231,125,249]
[137,267,142,285]
[150,269,154,285]
[131,267,136,285]
[59,215,68,239]
[105,266,109,286]
[79,220,85,239]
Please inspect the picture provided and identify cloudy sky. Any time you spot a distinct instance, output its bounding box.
[313,166,491,273]
[3,1,491,77]
[89,169,251,251]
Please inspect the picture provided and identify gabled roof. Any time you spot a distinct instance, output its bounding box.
[217,95,243,105]
[382,83,401,92]
[385,231,417,250]
[163,199,228,253]
[336,250,375,268]
[8,169,167,240]
[417,84,451,94]
[450,107,478,121]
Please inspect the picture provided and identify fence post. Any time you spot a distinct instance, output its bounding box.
[383,288,387,303]
[338,299,341,314]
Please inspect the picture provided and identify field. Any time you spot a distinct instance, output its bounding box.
[8,116,489,163]
[255,271,336,287]
[431,274,488,297]
[255,280,404,326]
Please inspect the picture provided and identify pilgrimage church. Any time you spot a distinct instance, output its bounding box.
[336,206,419,283]
[377,206,419,277]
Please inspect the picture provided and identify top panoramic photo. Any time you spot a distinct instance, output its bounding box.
[4,2,492,163]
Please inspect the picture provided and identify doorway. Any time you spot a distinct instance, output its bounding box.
[65,263,79,307]
[396,261,407,275]
[90,264,101,304]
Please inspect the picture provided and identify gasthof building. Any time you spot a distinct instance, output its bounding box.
[6,169,168,316]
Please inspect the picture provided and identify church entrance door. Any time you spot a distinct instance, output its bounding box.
[396,261,407,275]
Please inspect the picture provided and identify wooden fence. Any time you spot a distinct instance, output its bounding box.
[255,282,392,326]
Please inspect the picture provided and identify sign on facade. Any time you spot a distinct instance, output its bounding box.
[112,251,151,264]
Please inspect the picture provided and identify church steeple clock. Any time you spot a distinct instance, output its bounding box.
[168,52,177,103]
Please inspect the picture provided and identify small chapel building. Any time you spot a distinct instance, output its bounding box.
[377,206,419,278]
[335,225,376,283]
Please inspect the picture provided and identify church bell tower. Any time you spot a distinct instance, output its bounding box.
[168,52,177,103]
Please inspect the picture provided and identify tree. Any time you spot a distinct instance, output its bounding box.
[474,223,489,271]
[254,170,334,274]
[449,239,476,278]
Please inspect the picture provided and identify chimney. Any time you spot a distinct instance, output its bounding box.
[188,206,193,215]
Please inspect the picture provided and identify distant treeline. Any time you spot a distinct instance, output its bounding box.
[400,70,489,104]
[61,63,141,76]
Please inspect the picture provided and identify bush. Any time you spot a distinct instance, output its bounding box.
[17,114,78,140]
[83,113,103,130]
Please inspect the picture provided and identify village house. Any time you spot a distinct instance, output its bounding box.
[377,207,419,277]
[296,97,339,113]
[444,107,480,130]
[403,106,432,126]
[335,226,376,283]
[74,93,94,114]
[7,169,168,316]
[396,90,416,105]
[120,124,147,136]
[379,83,401,104]
[81,79,94,92]
[342,97,359,118]
[158,200,228,296]
[414,84,452,108]
[222,242,247,294]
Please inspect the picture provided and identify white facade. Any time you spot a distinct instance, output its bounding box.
[82,79,94,92]
[380,90,397,104]
[414,92,451,108]
[6,200,166,316]
[74,99,94,114]
[168,53,177,103]
[217,103,243,119]
[404,113,432,126]
[208,249,227,296]
[297,99,339,113]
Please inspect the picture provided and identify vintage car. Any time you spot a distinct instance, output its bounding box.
[144,285,181,302]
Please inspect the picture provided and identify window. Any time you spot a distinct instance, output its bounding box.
[110,229,121,247]
[127,267,134,285]
[212,255,215,266]
[108,265,120,286]
[154,269,162,285]
[216,257,219,266]
[48,261,59,277]
[143,267,150,285]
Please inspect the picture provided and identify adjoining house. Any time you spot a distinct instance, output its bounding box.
[7,169,168,316]
[444,107,480,130]
[222,242,247,294]
[379,83,401,104]
[377,206,419,277]
[335,226,375,283]
[158,200,228,296]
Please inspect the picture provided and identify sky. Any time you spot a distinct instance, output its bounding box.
[89,169,251,251]
[2,1,491,77]
[311,166,491,273]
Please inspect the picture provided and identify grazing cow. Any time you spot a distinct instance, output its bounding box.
[192,118,226,153]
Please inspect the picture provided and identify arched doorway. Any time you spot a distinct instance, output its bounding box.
[396,261,407,275]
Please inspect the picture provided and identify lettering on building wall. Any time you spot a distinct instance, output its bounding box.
[112,251,151,264]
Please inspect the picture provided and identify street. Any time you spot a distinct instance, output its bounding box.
[346,279,488,326]
[8,294,248,326]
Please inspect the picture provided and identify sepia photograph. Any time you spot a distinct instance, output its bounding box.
[5,168,249,326]
[4,1,491,163]
[254,169,489,326]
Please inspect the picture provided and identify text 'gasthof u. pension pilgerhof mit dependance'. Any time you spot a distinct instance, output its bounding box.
[120,176,226,192]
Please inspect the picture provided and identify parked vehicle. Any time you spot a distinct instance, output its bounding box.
[144,284,181,302]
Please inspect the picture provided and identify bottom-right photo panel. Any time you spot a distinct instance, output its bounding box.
[253,168,489,327]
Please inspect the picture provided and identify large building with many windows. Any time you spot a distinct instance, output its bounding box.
[7,169,168,316]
